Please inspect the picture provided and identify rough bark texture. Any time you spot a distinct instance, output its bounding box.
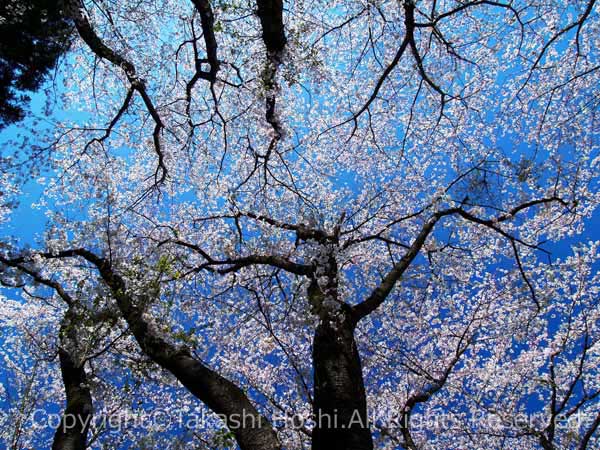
[312,308,373,450]
[51,350,93,450]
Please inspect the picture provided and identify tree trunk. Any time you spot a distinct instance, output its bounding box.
[256,0,287,55]
[312,309,373,450]
[52,350,93,450]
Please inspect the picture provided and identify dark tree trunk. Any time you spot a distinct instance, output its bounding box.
[256,0,287,56]
[312,309,373,450]
[52,350,93,450]
[255,0,287,138]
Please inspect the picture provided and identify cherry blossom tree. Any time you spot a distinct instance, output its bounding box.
[1,0,599,449]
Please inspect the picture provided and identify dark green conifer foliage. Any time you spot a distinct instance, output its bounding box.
[0,1,71,128]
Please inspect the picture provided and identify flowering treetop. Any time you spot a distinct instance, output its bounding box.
[0,0,599,449]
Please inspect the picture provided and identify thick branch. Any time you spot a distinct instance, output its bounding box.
[0,260,94,450]
[191,0,220,81]
[213,254,314,276]
[185,0,221,114]
[580,410,600,449]
[46,249,281,450]
[400,337,471,449]
[52,307,93,450]
[0,255,74,305]
[351,211,447,320]
[239,211,331,242]
[164,239,314,276]
[256,0,287,56]
[256,0,287,138]
[52,349,93,450]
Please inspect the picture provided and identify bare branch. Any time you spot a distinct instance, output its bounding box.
[67,0,168,185]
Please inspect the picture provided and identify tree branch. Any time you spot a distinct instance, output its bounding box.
[256,0,287,139]
[68,0,168,184]
[352,196,566,320]
[26,248,281,450]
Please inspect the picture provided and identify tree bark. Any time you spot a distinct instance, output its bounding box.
[52,350,93,450]
[312,308,373,450]
[128,318,281,450]
[256,0,287,56]
[255,0,287,138]
[191,0,219,80]
[70,249,281,450]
